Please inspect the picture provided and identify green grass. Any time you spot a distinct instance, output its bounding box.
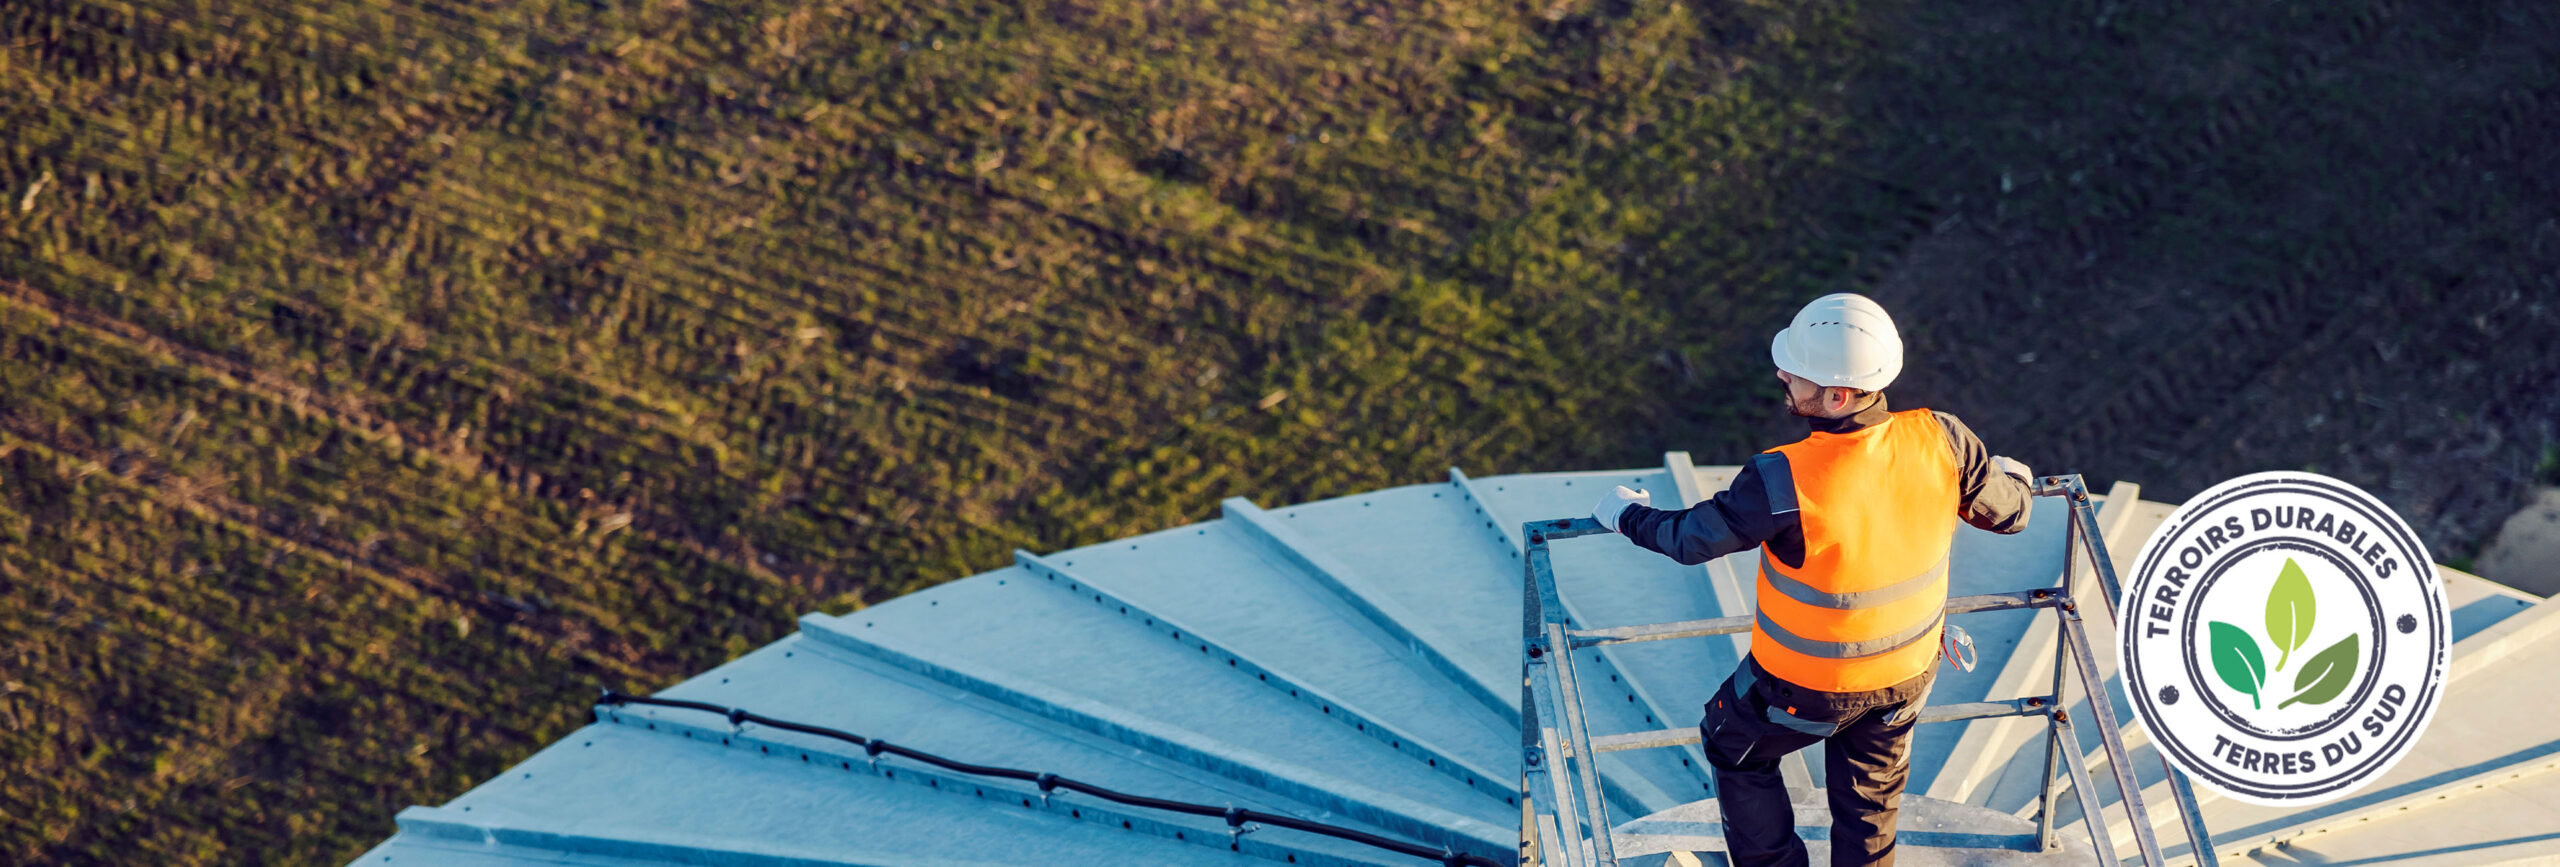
[4,0,2557,863]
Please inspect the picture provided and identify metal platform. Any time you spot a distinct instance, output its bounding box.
[1610,789,2093,865]
[351,457,2556,867]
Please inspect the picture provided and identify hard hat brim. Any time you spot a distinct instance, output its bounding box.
[1771,327,1809,381]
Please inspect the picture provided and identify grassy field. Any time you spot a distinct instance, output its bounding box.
[4,0,2556,862]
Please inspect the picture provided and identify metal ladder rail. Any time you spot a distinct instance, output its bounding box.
[1520,474,2222,867]
[2048,475,2220,867]
[1526,561,2074,866]
[1524,525,1610,866]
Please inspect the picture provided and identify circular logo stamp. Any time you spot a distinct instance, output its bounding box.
[2117,472,2449,807]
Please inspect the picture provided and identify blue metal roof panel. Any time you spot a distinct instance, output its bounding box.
[662,630,1404,824]
[797,567,1513,855]
[379,720,1304,866]
[2445,581,2536,641]
[1256,480,1533,703]
[1026,502,1514,792]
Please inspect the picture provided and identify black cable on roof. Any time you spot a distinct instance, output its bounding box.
[597,689,1505,867]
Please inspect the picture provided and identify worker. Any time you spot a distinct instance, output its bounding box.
[1589,292,2037,867]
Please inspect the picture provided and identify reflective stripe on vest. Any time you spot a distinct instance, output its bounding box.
[1759,551,1949,612]
[1755,600,1946,659]
[1748,408,1962,694]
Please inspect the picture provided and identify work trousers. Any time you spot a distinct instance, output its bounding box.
[1699,654,1937,867]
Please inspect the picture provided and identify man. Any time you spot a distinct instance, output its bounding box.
[1588,293,2036,867]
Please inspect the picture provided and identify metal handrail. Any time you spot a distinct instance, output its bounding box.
[1520,473,2221,867]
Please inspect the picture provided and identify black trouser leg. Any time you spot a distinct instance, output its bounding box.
[1701,666,1826,867]
[1822,680,1930,867]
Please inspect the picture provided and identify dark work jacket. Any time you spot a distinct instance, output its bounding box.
[1617,394,2034,571]
[1615,394,2034,706]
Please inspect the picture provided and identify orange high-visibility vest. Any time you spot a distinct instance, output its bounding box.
[1750,407,1961,693]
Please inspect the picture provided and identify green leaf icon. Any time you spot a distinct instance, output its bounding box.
[2267,557,2315,672]
[2209,620,2267,710]
[2279,633,2360,709]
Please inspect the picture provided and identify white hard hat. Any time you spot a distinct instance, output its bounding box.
[1769,293,1903,391]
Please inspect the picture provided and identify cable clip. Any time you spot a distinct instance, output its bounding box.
[1036,772,1060,807]
[865,739,889,772]
[1225,806,1255,846]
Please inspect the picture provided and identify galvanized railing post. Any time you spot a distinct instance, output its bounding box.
[1522,520,1573,867]
[2038,585,2070,851]
[1524,519,1619,867]
[2057,477,2221,867]
[1547,616,1615,866]
[1525,544,1572,865]
[2050,708,2121,863]
[2060,602,2170,866]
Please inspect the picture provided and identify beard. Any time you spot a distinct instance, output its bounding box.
[1782,390,1826,418]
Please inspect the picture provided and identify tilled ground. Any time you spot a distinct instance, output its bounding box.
[1795,0,2560,566]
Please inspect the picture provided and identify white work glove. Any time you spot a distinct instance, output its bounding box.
[1591,485,1651,533]
[1992,455,2032,483]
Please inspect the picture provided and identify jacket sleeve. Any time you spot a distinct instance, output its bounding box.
[1617,452,1799,565]
[1934,410,2033,535]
